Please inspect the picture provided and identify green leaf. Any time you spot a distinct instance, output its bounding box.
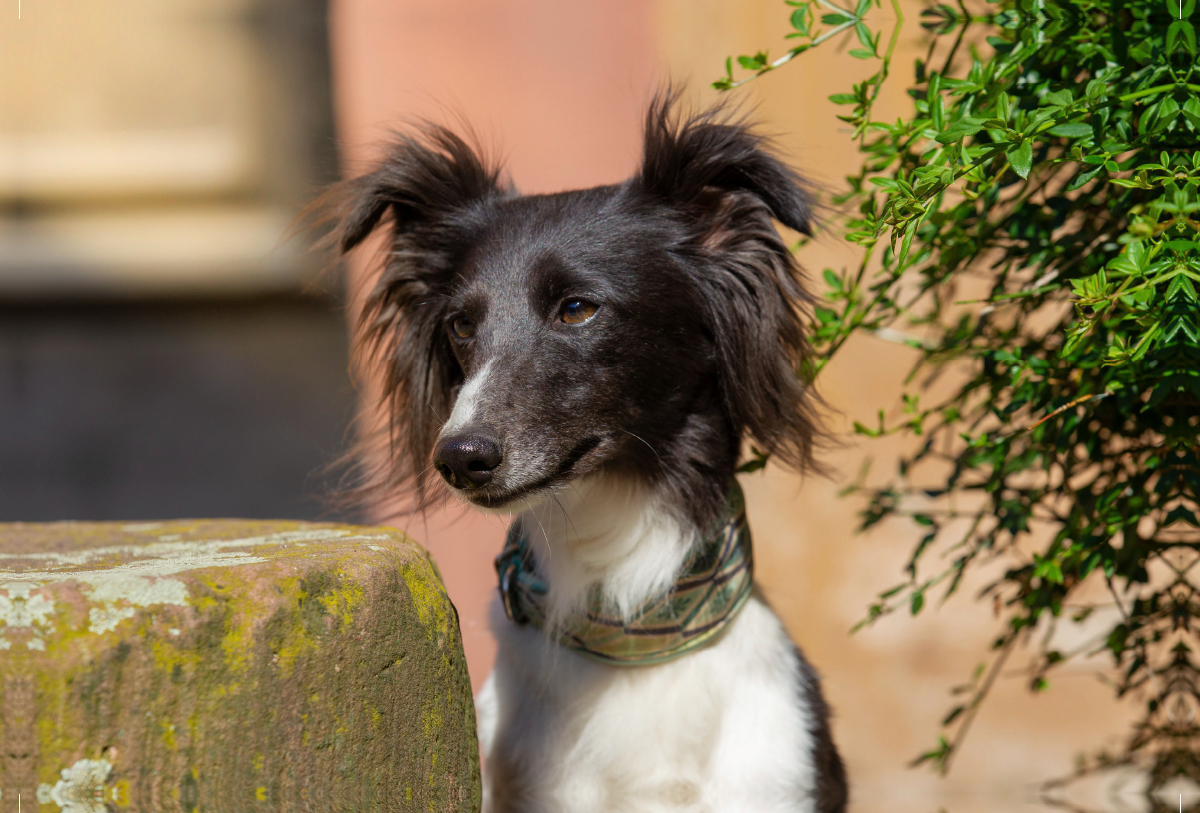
[1168,0,1196,17]
[737,52,769,70]
[855,21,875,51]
[896,221,917,269]
[853,420,882,437]
[790,7,811,34]
[1167,20,1197,55]
[995,91,1010,120]
[737,457,768,473]
[713,56,734,90]
[814,306,838,324]
[1043,89,1073,107]
[1066,165,1103,190]
[1008,140,1033,178]
[1048,122,1092,137]
[737,446,770,473]
[935,116,987,143]
[911,736,951,769]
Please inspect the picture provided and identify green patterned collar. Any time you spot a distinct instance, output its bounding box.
[494,482,753,666]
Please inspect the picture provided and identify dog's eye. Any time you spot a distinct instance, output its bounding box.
[560,300,598,325]
[451,315,475,339]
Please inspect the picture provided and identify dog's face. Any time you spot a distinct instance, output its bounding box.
[431,191,714,509]
[336,95,820,529]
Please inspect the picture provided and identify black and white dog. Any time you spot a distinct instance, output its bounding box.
[334,94,848,813]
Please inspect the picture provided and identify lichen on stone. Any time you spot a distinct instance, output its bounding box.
[43,757,112,813]
[0,520,481,811]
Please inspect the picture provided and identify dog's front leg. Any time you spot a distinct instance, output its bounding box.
[475,673,500,812]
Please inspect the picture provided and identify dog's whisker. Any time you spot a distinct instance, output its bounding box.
[550,493,582,549]
[565,479,583,501]
[523,497,552,564]
[617,428,663,464]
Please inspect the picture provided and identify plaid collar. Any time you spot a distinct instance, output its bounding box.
[494,482,753,666]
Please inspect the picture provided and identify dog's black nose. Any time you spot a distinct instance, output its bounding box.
[433,434,503,489]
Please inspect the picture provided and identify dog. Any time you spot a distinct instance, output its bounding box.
[332,93,848,813]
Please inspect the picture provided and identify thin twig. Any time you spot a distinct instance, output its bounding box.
[942,632,1018,773]
[1024,392,1109,433]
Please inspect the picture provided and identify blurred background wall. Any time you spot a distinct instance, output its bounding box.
[3,2,1137,811]
[1,0,356,520]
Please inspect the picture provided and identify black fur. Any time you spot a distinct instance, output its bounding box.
[795,645,850,812]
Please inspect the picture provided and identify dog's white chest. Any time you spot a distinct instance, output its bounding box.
[477,595,819,813]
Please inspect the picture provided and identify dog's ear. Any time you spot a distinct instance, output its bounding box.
[638,92,812,238]
[637,92,821,472]
[331,125,506,506]
[337,126,503,251]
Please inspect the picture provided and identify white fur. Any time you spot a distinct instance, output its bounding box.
[477,475,820,813]
[443,359,495,435]
[519,476,696,625]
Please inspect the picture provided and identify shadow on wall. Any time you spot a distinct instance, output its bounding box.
[0,298,357,522]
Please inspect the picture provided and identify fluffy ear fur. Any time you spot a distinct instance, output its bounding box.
[637,92,821,472]
[331,125,507,505]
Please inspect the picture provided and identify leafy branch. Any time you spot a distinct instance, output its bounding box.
[720,0,1200,791]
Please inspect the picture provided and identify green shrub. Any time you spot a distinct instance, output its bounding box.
[719,0,1200,788]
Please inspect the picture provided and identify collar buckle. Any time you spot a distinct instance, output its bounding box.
[495,532,532,625]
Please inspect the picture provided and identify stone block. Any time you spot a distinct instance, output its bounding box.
[0,520,480,812]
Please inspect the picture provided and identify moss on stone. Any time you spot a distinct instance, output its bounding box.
[0,520,481,812]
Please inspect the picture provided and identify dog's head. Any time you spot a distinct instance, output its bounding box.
[337,94,820,530]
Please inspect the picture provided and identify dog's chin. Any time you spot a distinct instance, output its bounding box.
[448,479,559,515]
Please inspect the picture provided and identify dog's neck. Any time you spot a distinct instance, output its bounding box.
[516,475,699,628]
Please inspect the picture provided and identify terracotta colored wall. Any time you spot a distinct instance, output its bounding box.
[330,1,658,192]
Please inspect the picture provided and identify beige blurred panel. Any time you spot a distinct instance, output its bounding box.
[655,2,1136,811]
[2,1,263,201]
[0,129,254,201]
[0,0,320,296]
[0,206,307,297]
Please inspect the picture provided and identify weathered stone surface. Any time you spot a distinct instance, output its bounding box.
[0,520,480,812]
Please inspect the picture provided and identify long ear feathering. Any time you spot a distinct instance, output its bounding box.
[638,91,823,473]
[321,124,508,511]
